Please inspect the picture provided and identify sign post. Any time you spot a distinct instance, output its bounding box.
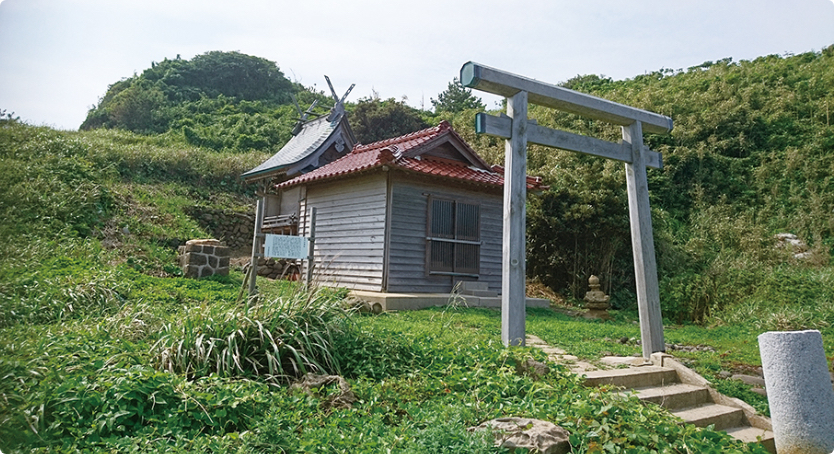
[250,205,318,296]
[248,198,265,299]
[305,207,317,289]
[461,62,672,356]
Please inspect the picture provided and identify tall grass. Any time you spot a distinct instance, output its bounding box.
[0,242,129,328]
[154,286,353,381]
[657,198,834,325]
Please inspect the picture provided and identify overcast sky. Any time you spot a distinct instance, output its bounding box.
[1,0,833,130]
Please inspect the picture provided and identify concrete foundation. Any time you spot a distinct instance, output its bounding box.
[350,290,549,312]
[759,330,834,454]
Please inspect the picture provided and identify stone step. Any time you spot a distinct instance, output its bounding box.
[456,281,488,292]
[583,366,678,389]
[465,289,499,297]
[671,403,745,431]
[633,383,711,410]
[470,296,500,308]
[546,348,775,452]
[725,426,775,451]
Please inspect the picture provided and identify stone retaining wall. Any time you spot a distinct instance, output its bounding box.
[255,257,301,280]
[184,206,254,251]
[182,206,305,281]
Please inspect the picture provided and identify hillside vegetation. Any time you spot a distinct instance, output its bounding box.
[413,48,831,328]
[467,48,834,326]
[1,47,833,452]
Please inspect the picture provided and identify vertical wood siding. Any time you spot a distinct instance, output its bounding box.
[386,176,503,294]
[302,174,387,291]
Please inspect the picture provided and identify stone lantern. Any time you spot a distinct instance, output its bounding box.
[584,275,610,312]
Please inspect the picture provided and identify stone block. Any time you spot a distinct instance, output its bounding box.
[185,244,202,253]
[214,246,230,257]
[199,266,214,278]
[188,253,208,266]
[215,266,229,276]
[759,330,834,454]
[184,266,201,279]
[208,255,219,268]
[219,256,230,268]
[731,374,766,387]
[469,417,569,454]
[186,238,221,246]
[202,245,215,255]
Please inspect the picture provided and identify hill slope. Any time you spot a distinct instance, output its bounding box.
[511,48,834,324]
[3,47,833,453]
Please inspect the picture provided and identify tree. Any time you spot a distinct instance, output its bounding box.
[349,98,430,144]
[431,78,485,113]
[79,51,300,151]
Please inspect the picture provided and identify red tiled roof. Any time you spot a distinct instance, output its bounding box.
[276,121,547,191]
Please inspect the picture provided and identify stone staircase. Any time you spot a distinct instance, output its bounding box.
[582,353,775,452]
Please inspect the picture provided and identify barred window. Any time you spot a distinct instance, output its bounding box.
[427,198,480,276]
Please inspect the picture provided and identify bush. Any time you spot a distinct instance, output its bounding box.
[526,158,633,305]
[153,286,352,380]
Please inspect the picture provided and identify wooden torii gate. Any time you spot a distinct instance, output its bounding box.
[460,62,673,358]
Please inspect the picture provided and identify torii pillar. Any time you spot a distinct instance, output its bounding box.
[461,62,672,357]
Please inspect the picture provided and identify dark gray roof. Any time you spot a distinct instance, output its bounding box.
[242,110,350,182]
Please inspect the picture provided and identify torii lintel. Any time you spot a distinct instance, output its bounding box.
[461,61,673,134]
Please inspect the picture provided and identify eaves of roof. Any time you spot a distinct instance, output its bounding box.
[241,113,347,182]
[275,121,548,191]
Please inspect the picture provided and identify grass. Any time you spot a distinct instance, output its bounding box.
[153,285,352,380]
[1,280,776,453]
[0,119,823,453]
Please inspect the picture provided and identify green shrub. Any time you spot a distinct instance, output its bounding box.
[715,379,770,417]
[153,286,352,380]
[9,363,270,451]
[407,419,505,454]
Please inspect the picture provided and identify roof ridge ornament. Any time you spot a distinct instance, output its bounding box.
[290,95,320,136]
[325,75,355,122]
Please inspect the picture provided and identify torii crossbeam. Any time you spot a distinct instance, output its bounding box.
[460,62,673,358]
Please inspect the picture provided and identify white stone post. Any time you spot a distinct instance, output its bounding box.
[758,330,834,454]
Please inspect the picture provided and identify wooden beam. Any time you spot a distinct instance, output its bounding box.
[248,198,265,299]
[305,207,317,289]
[476,113,663,169]
[502,90,528,347]
[461,62,673,135]
[623,121,665,357]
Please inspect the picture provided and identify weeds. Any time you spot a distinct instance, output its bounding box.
[153,286,352,381]
[0,255,129,328]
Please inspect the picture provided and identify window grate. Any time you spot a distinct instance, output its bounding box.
[427,198,480,276]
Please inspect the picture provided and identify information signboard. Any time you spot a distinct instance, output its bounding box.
[264,234,309,260]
